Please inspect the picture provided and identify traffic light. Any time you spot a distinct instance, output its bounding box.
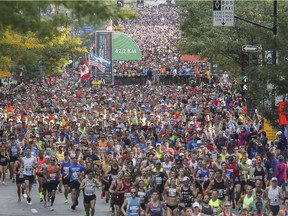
[117,0,124,7]
[241,83,248,91]
[241,52,249,71]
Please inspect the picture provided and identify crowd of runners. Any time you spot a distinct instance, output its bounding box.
[0,3,288,216]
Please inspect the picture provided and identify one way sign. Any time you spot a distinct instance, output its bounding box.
[213,0,234,27]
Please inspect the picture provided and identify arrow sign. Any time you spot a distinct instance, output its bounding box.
[242,45,262,53]
[117,0,124,7]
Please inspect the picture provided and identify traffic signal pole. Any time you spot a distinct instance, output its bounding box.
[235,0,277,64]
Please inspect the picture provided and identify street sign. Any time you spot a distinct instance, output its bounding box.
[242,45,262,52]
[117,0,124,7]
[213,0,234,27]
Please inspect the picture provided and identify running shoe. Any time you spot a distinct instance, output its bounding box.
[40,198,43,202]
[64,199,68,204]
[2,181,5,185]
[50,206,54,211]
[27,197,32,205]
[71,204,76,210]
[100,193,104,199]
[23,194,27,199]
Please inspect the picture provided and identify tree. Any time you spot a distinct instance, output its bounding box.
[0,1,135,79]
[178,0,288,122]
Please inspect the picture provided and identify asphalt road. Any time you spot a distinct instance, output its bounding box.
[0,179,111,216]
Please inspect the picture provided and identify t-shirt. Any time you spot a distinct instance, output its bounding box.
[22,156,37,176]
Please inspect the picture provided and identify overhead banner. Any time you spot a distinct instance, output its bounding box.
[95,31,113,84]
[112,32,141,61]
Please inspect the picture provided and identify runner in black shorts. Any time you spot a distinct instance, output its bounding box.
[80,169,100,216]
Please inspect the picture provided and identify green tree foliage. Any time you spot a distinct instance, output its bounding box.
[0,1,135,79]
[178,0,288,110]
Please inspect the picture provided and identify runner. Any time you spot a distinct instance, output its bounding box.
[145,190,163,216]
[163,177,182,216]
[278,197,288,216]
[22,147,37,205]
[43,155,61,211]
[218,201,237,216]
[36,149,46,202]
[8,135,21,183]
[121,187,141,216]
[0,145,9,185]
[114,172,132,216]
[60,151,71,203]
[80,169,100,216]
[265,177,285,216]
[14,154,25,202]
[67,156,84,210]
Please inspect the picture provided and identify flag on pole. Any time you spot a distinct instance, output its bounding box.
[80,59,90,81]
[89,52,111,73]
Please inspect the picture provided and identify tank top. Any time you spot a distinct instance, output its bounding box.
[109,165,119,182]
[115,180,131,201]
[167,187,177,197]
[213,179,225,200]
[202,204,213,216]
[56,152,65,163]
[127,197,140,216]
[254,167,265,182]
[181,186,192,204]
[243,194,254,209]
[84,178,96,196]
[9,144,20,158]
[153,168,165,186]
[240,163,249,181]
[150,201,162,216]
[61,160,71,176]
[268,186,280,206]
[199,169,209,182]
[37,157,46,173]
[47,165,58,181]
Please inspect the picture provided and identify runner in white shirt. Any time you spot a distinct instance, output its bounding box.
[22,148,37,205]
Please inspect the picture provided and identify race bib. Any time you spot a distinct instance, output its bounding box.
[155,176,162,185]
[84,184,95,196]
[50,173,56,180]
[25,165,33,175]
[72,172,79,180]
[129,206,139,213]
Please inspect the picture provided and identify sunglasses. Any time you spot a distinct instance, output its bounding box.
[225,205,230,207]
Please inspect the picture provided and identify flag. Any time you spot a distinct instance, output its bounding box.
[80,59,90,81]
[90,60,106,73]
[90,52,111,73]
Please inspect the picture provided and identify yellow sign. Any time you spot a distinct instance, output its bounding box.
[263,118,277,141]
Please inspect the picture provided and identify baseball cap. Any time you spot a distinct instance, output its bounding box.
[193,202,200,208]
[183,176,190,182]
[156,159,161,164]
[271,177,277,182]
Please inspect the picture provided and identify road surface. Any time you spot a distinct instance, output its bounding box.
[0,180,110,216]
